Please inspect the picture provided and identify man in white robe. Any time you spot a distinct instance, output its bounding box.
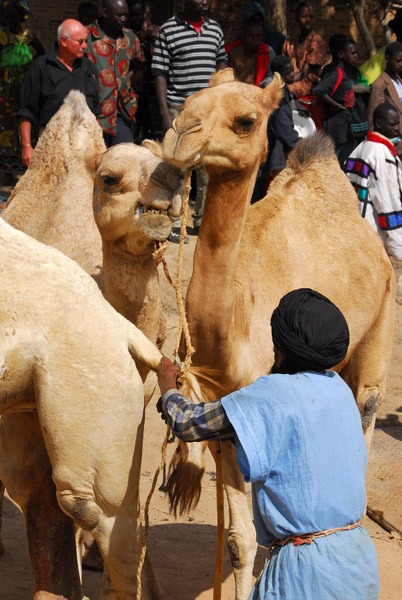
[346,102,402,259]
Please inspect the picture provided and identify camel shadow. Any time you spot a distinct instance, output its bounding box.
[375,408,402,440]
[0,497,267,599]
[146,522,267,599]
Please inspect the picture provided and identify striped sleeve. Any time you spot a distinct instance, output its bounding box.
[151,27,171,78]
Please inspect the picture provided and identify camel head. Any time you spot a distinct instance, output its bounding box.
[91,143,183,256]
[162,69,283,175]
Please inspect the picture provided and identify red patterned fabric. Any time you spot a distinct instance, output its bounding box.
[86,21,145,136]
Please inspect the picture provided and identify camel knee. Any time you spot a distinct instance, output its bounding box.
[57,492,100,532]
[227,529,256,571]
[359,387,381,432]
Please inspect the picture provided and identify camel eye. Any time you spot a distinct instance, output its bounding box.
[234,116,256,134]
[101,174,119,187]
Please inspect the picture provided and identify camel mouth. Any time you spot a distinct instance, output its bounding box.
[135,202,169,218]
[137,211,172,241]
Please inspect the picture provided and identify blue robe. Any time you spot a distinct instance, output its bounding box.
[221,370,379,599]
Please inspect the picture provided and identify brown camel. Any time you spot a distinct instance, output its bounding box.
[0,217,164,599]
[161,70,396,599]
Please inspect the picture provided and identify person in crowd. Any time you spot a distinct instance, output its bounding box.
[252,55,300,202]
[127,0,159,58]
[367,42,402,158]
[17,18,100,168]
[242,1,285,56]
[77,1,98,26]
[346,103,402,260]
[360,8,402,85]
[127,0,160,142]
[226,10,274,86]
[85,0,145,147]
[282,2,326,98]
[152,0,226,243]
[313,37,369,168]
[0,0,44,182]
[321,33,348,79]
[156,287,380,600]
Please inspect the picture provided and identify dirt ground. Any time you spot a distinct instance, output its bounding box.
[0,200,402,599]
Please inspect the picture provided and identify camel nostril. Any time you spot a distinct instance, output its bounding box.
[175,115,203,136]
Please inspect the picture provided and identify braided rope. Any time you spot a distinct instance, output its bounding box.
[136,169,194,599]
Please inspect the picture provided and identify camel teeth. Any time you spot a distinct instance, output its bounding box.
[135,204,168,216]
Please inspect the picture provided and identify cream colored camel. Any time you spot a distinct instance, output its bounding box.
[3,91,183,394]
[161,70,396,599]
[1,91,182,595]
[0,217,164,599]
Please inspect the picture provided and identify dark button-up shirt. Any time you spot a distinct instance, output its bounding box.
[18,43,100,126]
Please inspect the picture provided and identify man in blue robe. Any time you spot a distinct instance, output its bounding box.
[156,288,379,599]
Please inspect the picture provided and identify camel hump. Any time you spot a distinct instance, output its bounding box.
[287,131,335,173]
[62,89,90,119]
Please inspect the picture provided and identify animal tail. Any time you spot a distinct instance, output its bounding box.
[166,367,227,516]
[286,130,335,174]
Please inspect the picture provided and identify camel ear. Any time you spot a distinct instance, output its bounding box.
[262,72,284,113]
[84,142,103,181]
[209,68,235,87]
[142,138,163,157]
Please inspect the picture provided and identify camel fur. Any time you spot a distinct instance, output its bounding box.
[0,91,183,596]
[0,217,164,599]
[3,91,183,396]
[161,70,396,599]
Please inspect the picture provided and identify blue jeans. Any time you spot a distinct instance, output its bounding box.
[103,115,134,148]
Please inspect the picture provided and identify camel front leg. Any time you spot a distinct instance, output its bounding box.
[341,270,395,450]
[210,441,257,600]
[0,413,83,600]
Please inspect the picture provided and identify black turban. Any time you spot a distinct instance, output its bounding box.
[270,288,350,371]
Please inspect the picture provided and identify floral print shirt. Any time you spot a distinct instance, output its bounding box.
[86,20,145,136]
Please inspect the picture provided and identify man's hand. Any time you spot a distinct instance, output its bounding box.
[156,356,181,397]
[21,145,34,168]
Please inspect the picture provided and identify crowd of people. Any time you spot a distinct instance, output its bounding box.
[0,0,401,254]
[0,2,400,599]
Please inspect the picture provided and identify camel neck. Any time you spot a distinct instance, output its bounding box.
[186,169,256,368]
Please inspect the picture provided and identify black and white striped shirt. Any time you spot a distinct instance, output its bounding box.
[151,14,227,106]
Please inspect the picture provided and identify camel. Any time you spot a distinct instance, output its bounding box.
[89,141,183,390]
[0,217,164,599]
[0,91,182,593]
[161,70,396,599]
[3,91,183,393]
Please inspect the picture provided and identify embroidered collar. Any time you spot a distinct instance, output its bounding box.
[367,131,398,157]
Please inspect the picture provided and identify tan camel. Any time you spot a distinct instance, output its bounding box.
[89,142,183,390]
[161,70,396,599]
[0,217,164,599]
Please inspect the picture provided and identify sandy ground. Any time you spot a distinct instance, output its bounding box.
[0,202,401,599]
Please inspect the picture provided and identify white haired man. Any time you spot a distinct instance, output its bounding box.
[18,18,100,167]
